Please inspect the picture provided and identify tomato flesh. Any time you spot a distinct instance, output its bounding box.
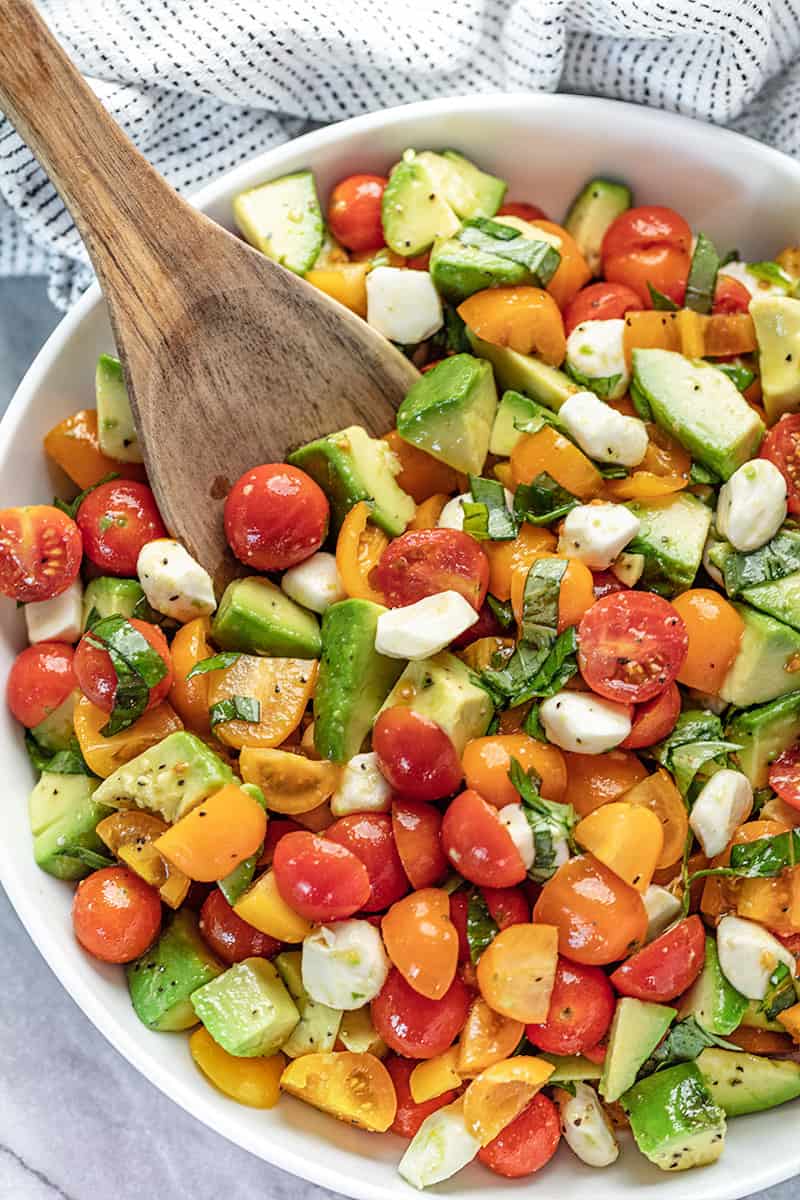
[525,956,615,1055]
[77,481,167,576]
[0,505,82,602]
[610,915,706,1002]
[224,464,329,571]
[374,707,462,802]
[441,790,527,888]
[199,888,281,964]
[371,967,471,1059]
[6,642,76,728]
[272,831,370,922]
[713,275,751,315]
[72,866,162,963]
[328,174,388,253]
[578,591,688,704]
[376,528,490,611]
[769,745,800,811]
[481,886,529,929]
[760,414,800,514]
[563,281,643,336]
[620,682,681,750]
[326,813,409,911]
[477,1092,560,1178]
[73,618,173,713]
[392,799,448,888]
[602,205,692,306]
[533,854,648,965]
[384,1055,458,1138]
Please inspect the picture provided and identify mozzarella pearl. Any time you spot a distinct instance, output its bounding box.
[301,920,390,1010]
[330,752,392,817]
[25,578,83,644]
[558,1082,619,1168]
[689,769,754,858]
[565,319,630,400]
[558,503,641,570]
[366,267,443,345]
[716,459,787,553]
[136,539,215,622]
[716,914,796,1000]
[540,692,632,754]
[559,390,648,467]
[375,590,478,659]
[498,803,535,870]
[281,551,345,614]
[642,885,683,943]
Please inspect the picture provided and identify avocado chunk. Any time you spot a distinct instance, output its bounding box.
[622,1062,726,1171]
[127,910,224,1032]
[750,295,800,422]
[742,571,800,632]
[719,606,800,707]
[564,178,632,277]
[93,730,234,822]
[468,333,578,411]
[233,170,323,275]
[212,577,321,659]
[377,651,493,756]
[739,999,787,1033]
[626,492,712,596]
[29,771,111,880]
[82,576,151,629]
[274,950,342,1058]
[727,691,800,787]
[396,354,497,476]
[288,424,414,538]
[632,348,764,479]
[191,957,300,1057]
[600,997,677,1102]
[679,937,748,1035]
[415,150,506,220]
[95,353,142,463]
[539,1053,602,1083]
[30,690,78,753]
[430,219,559,304]
[314,599,405,763]
[489,389,563,457]
[697,1047,800,1116]
[381,151,461,256]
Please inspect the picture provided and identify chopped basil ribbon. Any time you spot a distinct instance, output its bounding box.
[637,1017,739,1079]
[209,696,262,730]
[466,891,500,963]
[85,615,169,737]
[218,852,260,907]
[564,363,623,399]
[459,219,561,287]
[486,594,515,630]
[685,232,720,315]
[598,464,629,480]
[186,651,242,680]
[25,733,93,776]
[684,829,800,899]
[715,362,755,392]
[720,248,739,267]
[513,472,579,526]
[462,475,519,541]
[523,704,547,741]
[710,529,800,598]
[509,757,577,883]
[55,845,116,870]
[647,283,679,311]
[54,472,119,521]
[630,379,653,421]
[760,963,796,1022]
[651,710,740,797]
[747,261,795,293]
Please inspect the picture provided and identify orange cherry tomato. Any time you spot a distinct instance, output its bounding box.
[484,523,556,602]
[457,997,525,1076]
[510,552,595,634]
[476,923,559,1023]
[462,734,567,807]
[563,281,643,335]
[533,854,648,965]
[155,784,267,882]
[562,748,648,818]
[441,790,527,887]
[335,500,388,603]
[510,426,603,499]
[392,799,448,889]
[457,286,566,364]
[622,767,689,870]
[726,1026,795,1055]
[621,682,681,750]
[701,819,790,920]
[671,588,744,693]
[463,1056,555,1146]
[602,206,692,306]
[382,888,458,1000]
[532,220,592,310]
[44,409,147,490]
[280,1051,397,1133]
[383,430,461,504]
[168,616,214,735]
[327,173,388,252]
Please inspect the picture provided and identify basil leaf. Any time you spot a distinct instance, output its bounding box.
[510,757,577,882]
[55,844,116,870]
[100,647,151,736]
[689,461,719,485]
[729,829,800,877]
[54,472,120,521]
[463,217,520,242]
[521,558,566,636]
[747,261,794,293]
[186,652,242,680]
[647,283,680,311]
[651,710,739,796]
[599,464,629,480]
[653,710,726,764]
[466,891,499,963]
[460,221,561,286]
[25,733,91,776]
[564,363,623,400]
[671,739,741,797]
[630,378,653,421]
[760,962,797,1022]
[720,249,739,268]
[685,232,720,315]
[83,606,103,633]
[88,616,168,689]
[523,704,547,741]
[463,475,519,541]
[517,627,578,702]
[715,362,755,392]
[514,472,578,526]
[718,529,800,597]
[209,696,262,729]
[25,732,56,773]
[638,1017,739,1078]
[487,594,515,630]
[480,561,567,705]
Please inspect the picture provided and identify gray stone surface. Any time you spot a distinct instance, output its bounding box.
[0,277,797,1200]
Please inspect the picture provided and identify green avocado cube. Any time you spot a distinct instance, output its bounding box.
[727,691,800,787]
[697,1048,800,1117]
[127,910,224,1032]
[622,1062,726,1171]
[233,170,324,276]
[30,691,78,753]
[468,334,578,412]
[750,295,800,423]
[396,354,497,476]
[29,771,111,881]
[95,353,142,463]
[191,958,300,1057]
[720,606,800,707]
[93,731,234,823]
[600,997,676,1102]
[82,576,151,630]
[381,153,461,257]
[274,951,342,1058]
[626,492,712,596]
[377,651,493,755]
[212,576,321,659]
[678,937,748,1035]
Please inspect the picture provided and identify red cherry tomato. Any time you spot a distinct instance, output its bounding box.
[602,205,692,306]
[450,601,504,650]
[6,642,76,728]
[327,174,388,253]
[0,505,82,602]
[769,745,800,811]
[199,888,281,964]
[441,790,527,888]
[578,591,688,704]
[481,886,529,929]
[325,813,409,911]
[713,275,752,315]
[272,830,370,921]
[258,817,303,866]
[525,956,615,1055]
[384,1054,459,1138]
[224,464,329,572]
[563,281,643,336]
[591,569,628,599]
[620,681,681,750]
[77,481,167,576]
[376,528,490,611]
[374,707,463,802]
[72,866,161,963]
[449,891,471,963]
[497,201,547,222]
[392,799,448,888]
[73,618,173,713]
[760,414,800,515]
[611,915,706,1002]
[371,967,471,1059]
[477,1092,560,1178]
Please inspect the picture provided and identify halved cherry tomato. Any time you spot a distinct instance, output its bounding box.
[382,888,458,999]
[335,500,388,603]
[458,997,524,1076]
[280,1051,396,1132]
[476,924,559,1024]
[481,886,529,929]
[258,817,303,867]
[761,414,800,514]
[563,281,643,336]
[713,275,752,315]
[477,1092,560,1178]
[578,591,688,704]
[72,865,161,963]
[77,481,167,576]
[224,464,329,572]
[326,813,409,911]
[327,174,387,252]
[623,768,689,870]
[484,523,556,602]
[44,408,146,490]
[769,746,800,812]
[497,201,547,222]
[441,790,527,887]
[462,733,567,808]
[371,968,471,1059]
[384,1055,458,1138]
[525,956,615,1056]
[449,891,471,963]
[457,286,566,364]
[532,220,592,310]
[671,588,744,693]
[621,682,681,750]
[376,528,490,611]
[464,1056,554,1146]
[392,799,448,888]
[199,888,281,964]
[563,748,648,817]
[574,801,663,892]
[272,831,370,921]
[382,430,461,504]
[727,1026,795,1055]
[602,205,692,306]
[450,602,504,650]
[74,618,173,713]
[610,915,706,1002]
[533,854,648,965]
[511,426,602,499]
[374,707,463,801]
[6,642,76,728]
[168,616,214,735]
[0,505,82,602]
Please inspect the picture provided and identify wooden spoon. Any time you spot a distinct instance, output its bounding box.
[0,0,418,583]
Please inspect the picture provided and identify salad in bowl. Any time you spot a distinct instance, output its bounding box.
[5,138,800,1191]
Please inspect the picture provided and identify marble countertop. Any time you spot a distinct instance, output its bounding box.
[0,277,796,1200]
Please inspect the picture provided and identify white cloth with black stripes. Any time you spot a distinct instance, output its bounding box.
[1,0,800,309]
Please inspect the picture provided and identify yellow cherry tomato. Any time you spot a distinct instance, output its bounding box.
[484,523,556,602]
[671,588,744,693]
[562,748,649,818]
[336,501,388,603]
[239,747,341,814]
[457,997,525,1077]
[155,783,267,882]
[409,493,450,530]
[73,693,183,779]
[511,426,602,499]
[280,1052,397,1132]
[476,924,559,1023]
[383,430,461,503]
[190,1027,284,1108]
[622,768,689,870]
[574,800,663,892]
[169,617,214,735]
[410,1047,462,1103]
[207,656,318,750]
[462,1056,554,1146]
[382,888,458,1000]
[234,870,313,943]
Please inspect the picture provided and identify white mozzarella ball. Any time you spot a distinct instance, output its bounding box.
[25,578,83,644]
[281,551,345,614]
[540,691,632,754]
[558,503,641,570]
[689,769,754,858]
[716,459,787,553]
[398,1099,480,1189]
[375,590,478,659]
[136,539,216,622]
[565,319,630,399]
[559,390,648,467]
[558,1082,619,1168]
[642,885,683,943]
[301,920,390,1011]
[716,915,796,1000]
[366,267,443,345]
[498,803,535,870]
[330,752,392,817]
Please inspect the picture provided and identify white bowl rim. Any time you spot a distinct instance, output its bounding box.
[3,91,800,1200]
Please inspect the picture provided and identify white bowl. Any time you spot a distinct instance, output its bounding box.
[1,93,799,1200]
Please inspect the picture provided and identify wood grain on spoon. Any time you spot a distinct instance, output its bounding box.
[0,0,418,583]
